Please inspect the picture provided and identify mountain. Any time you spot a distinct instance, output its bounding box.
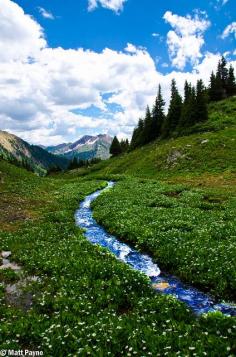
[46,134,112,161]
[45,143,71,153]
[0,130,69,175]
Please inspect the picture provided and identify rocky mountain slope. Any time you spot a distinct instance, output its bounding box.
[0,130,69,175]
[46,134,112,161]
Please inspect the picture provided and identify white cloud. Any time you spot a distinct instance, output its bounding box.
[152,33,164,42]
[0,0,235,145]
[214,0,229,10]
[222,22,236,39]
[163,11,210,70]
[125,43,138,53]
[38,7,55,20]
[222,0,229,5]
[88,0,126,13]
[0,0,46,62]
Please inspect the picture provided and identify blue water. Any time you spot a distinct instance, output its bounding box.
[75,182,236,317]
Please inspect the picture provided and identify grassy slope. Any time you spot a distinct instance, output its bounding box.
[83,97,236,187]
[0,160,236,355]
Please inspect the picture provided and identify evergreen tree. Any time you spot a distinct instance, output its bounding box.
[226,65,236,97]
[209,68,224,102]
[77,159,86,168]
[208,57,228,102]
[151,85,165,139]
[218,56,228,91]
[68,157,79,170]
[47,165,61,174]
[179,82,196,129]
[110,136,122,157]
[208,72,217,101]
[120,139,129,153]
[183,81,192,102]
[195,79,208,123]
[130,118,144,150]
[142,106,153,144]
[163,79,182,137]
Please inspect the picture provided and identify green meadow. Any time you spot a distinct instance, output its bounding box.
[0,97,236,355]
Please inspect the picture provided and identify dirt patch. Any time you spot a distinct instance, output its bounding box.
[203,195,225,204]
[5,277,39,311]
[117,304,132,316]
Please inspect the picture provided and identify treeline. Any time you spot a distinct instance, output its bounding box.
[110,56,236,155]
[209,57,236,101]
[109,137,129,157]
[67,157,102,170]
[47,157,102,174]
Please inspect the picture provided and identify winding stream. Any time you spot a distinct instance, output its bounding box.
[75,181,236,317]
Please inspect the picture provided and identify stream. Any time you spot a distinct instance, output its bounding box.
[75,181,236,317]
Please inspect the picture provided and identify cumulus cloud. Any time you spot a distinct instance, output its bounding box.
[88,0,126,13]
[222,22,236,39]
[0,1,159,144]
[163,11,210,70]
[0,0,46,62]
[0,0,235,146]
[38,7,55,20]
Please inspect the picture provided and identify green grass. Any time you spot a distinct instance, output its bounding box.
[92,178,236,300]
[0,97,236,355]
[0,160,236,355]
[76,97,236,185]
[82,126,235,183]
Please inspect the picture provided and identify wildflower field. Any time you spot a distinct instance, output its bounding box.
[0,160,235,355]
[93,178,236,301]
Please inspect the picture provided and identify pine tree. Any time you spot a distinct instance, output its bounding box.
[163,79,182,137]
[130,118,144,150]
[208,72,217,101]
[179,82,196,128]
[151,85,165,139]
[142,106,153,144]
[215,57,228,100]
[78,159,86,168]
[219,56,228,91]
[226,65,236,97]
[209,67,224,102]
[68,157,79,170]
[110,136,122,157]
[120,139,129,153]
[195,79,208,123]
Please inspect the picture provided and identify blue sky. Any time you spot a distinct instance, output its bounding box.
[0,0,235,144]
[16,0,235,72]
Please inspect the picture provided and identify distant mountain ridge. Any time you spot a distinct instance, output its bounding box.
[0,130,69,175]
[46,134,112,161]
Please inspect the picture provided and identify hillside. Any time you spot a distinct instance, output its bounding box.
[83,97,236,185]
[0,130,69,175]
[46,134,112,161]
[1,160,235,355]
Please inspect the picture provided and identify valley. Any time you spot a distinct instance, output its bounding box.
[0,96,236,355]
[1,0,236,355]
